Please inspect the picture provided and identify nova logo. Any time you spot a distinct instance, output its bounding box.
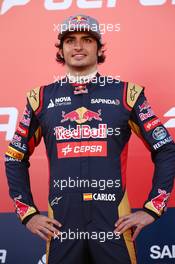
[1,0,175,15]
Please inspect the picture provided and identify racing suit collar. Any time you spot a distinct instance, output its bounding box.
[66,70,98,84]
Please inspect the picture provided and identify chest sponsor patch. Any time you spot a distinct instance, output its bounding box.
[57,141,107,158]
[47,96,71,108]
[60,107,102,124]
[91,98,120,106]
[54,124,107,141]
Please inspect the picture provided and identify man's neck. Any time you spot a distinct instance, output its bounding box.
[66,66,98,84]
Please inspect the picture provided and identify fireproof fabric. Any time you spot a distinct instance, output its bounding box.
[5,74,175,264]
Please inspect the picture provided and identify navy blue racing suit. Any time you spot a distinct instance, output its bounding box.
[5,74,175,264]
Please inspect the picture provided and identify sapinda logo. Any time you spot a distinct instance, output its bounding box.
[150,245,175,259]
[0,250,7,264]
[1,0,175,15]
[38,254,46,264]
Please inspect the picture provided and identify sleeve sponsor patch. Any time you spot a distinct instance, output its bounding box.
[14,199,37,221]
[144,189,170,216]
[6,146,24,160]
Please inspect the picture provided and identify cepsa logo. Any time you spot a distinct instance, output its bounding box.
[0,250,7,263]
[150,245,175,259]
[1,0,175,15]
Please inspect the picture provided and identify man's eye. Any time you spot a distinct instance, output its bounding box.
[84,38,92,43]
[66,39,73,44]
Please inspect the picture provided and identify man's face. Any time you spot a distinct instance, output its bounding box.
[60,32,102,70]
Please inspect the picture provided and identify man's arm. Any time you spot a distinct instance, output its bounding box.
[5,99,42,223]
[5,87,61,240]
[114,84,175,240]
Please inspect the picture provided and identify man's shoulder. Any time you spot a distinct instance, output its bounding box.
[102,76,145,110]
[26,81,60,113]
[123,81,144,110]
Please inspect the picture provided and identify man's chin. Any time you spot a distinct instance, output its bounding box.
[69,62,89,68]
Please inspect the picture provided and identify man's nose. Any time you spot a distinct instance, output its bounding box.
[74,40,83,50]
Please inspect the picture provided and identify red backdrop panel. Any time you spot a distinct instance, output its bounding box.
[0,1,175,212]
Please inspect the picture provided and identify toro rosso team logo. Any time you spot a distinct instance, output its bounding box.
[151,189,170,214]
[61,107,102,124]
[145,189,170,215]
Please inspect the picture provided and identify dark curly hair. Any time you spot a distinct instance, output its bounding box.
[55,37,106,65]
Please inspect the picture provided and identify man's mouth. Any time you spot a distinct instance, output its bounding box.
[72,54,87,60]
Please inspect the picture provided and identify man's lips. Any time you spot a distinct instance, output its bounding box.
[72,54,87,59]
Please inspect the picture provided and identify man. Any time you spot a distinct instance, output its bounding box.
[5,14,175,264]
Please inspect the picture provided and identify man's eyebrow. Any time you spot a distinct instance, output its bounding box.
[64,36,75,40]
[82,36,94,39]
[64,35,94,39]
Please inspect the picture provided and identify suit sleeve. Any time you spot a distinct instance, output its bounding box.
[5,93,42,224]
[129,88,175,220]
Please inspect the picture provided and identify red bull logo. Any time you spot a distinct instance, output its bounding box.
[83,109,102,121]
[55,124,107,141]
[61,107,102,124]
[61,110,79,123]
[151,189,170,214]
[71,15,88,24]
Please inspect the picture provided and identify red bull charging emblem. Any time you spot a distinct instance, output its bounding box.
[61,107,102,124]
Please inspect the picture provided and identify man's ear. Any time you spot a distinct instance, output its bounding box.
[59,49,64,58]
[98,48,103,57]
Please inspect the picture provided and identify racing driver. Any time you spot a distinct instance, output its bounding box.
[5,14,175,264]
